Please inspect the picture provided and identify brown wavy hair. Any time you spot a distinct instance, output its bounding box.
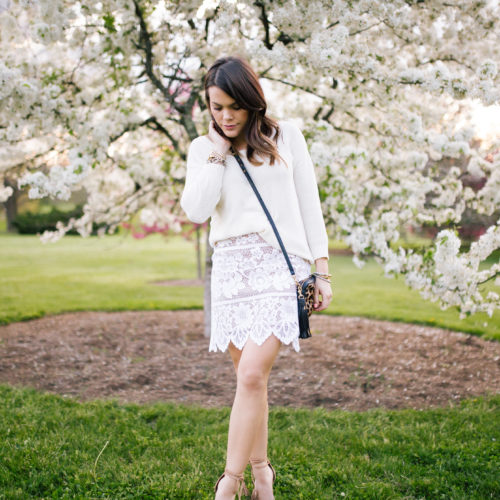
[203,55,286,167]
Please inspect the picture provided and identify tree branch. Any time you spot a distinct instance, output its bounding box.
[349,20,384,36]
[132,0,173,103]
[416,55,474,71]
[382,19,413,44]
[146,117,185,160]
[254,1,273,50]
[262,75,329,100]
[478,272,500,286]
[109,117,184,159]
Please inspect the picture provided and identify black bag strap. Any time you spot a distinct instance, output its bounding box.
[230,146,298,281]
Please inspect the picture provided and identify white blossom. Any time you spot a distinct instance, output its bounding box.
[1,0,499,316]
[0,183,13,202]
[477,60,498,80]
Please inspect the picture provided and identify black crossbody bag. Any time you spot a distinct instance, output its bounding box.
[231,146,316,339]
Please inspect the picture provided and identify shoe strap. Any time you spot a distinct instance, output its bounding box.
[215,469,249,499]
[224,469,245,482]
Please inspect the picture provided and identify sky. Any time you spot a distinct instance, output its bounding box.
[467,102,500,146]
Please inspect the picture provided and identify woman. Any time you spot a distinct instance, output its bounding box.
[180,55,332,500]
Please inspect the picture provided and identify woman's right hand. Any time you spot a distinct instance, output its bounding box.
[208,120,232,155]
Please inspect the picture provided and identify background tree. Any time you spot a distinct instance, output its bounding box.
[1,0,499,328]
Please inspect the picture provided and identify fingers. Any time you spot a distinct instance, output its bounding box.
[313,283,320,309]
[313,281,332,312]
[314,296,324,311]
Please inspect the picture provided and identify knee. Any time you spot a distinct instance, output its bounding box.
[237,365,267,393]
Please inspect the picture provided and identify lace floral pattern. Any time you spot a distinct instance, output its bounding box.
[210,232,311,352]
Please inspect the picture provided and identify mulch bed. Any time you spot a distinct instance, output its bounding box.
[0,310,499,411]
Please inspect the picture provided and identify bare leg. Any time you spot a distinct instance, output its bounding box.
[248,399,274,498]
[228,343,274,497]
[215,335,281,499]
[249,398,268,458]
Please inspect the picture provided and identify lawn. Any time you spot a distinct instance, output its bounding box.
[0,232,498,340]
[1,384,498,499]
[1,230,499,499]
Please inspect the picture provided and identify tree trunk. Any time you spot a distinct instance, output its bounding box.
[3,177,18,233]
[203,224,213,338]
[195,225,202,279]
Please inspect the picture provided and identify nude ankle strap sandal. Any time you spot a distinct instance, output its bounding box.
[249,458,276,499]
[214,469,249,500]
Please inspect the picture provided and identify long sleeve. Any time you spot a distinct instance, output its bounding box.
[287,122,329,261]
[180,138,225,224]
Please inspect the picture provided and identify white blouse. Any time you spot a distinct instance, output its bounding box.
[180,120,329,265]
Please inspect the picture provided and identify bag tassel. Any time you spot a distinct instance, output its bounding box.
[297,294,312,339]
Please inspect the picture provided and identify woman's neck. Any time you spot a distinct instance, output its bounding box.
[232,136,247,151]
[231,144,246,154]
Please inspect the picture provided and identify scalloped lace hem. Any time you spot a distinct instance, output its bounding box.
[209,329,300,353]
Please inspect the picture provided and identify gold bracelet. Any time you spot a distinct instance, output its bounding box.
[313,272,332,278]
[315,275,331,283]
[207,151,226,165]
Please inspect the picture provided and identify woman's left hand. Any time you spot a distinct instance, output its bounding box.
[313,278,333,312]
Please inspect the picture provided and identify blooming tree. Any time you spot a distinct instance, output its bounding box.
[1,0,499,319]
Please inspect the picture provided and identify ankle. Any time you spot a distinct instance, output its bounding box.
[215,469,249,498]
[218,474,238,494]
[250,457,269,468]
[225,469,244,483]
[250,458,276,486]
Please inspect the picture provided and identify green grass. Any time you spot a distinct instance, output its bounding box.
[330,257,500,340]
[1,384,498,499]
[0,232,202,324]
[0,232,499,340]
[1,224,499,499]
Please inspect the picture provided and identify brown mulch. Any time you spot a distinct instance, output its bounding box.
[0,310,499,411]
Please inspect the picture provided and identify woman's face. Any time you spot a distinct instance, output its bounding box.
[208,86,249,142]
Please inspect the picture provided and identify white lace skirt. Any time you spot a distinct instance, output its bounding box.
[210,232,311,353]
